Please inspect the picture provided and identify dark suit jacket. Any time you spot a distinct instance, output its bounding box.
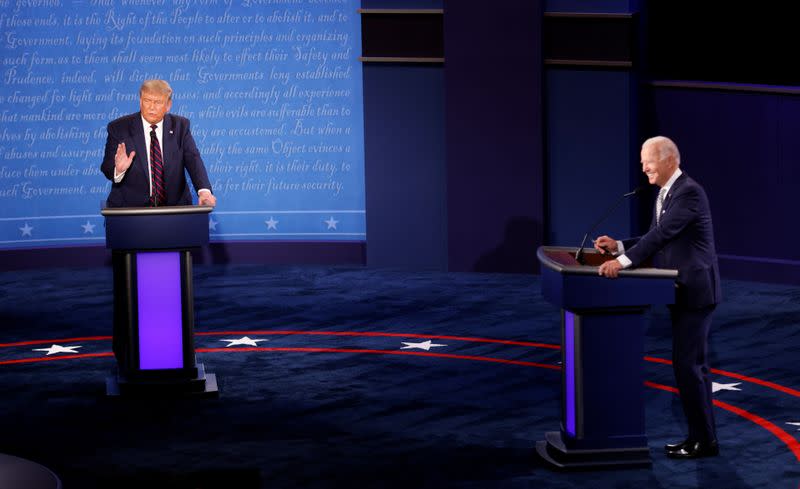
[100,112,212,207]
[623,172,721,309]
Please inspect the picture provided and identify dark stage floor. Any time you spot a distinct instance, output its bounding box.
[0,265,798,488]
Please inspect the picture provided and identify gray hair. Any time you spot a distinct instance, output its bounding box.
[643,136,681,166]
[139,79,173,101]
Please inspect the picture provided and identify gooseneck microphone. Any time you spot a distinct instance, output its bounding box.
[574,187,642,264]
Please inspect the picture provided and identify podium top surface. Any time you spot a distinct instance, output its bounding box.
[101,205,213,217]
[102,205,212,250]
[537,246,677,279]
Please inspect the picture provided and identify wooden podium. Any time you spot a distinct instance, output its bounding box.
[535,246,677,469]
[102,205,217,397]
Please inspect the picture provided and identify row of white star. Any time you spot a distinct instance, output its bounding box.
[214,337,447,350]
[15,221,97,237]
[13,215,346,237]
[23,340,762,395]
[209,216,341,231]
[30,338,445,355]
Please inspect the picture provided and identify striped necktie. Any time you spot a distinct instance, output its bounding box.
[656,187,667,225]
[149,124,166,206]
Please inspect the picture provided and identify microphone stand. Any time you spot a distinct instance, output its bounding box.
[575,188,640,264]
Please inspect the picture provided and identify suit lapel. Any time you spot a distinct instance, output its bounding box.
[162,114,176,190]
[651,172,687,228]
[130,113,148,181]
[663,172,687,212]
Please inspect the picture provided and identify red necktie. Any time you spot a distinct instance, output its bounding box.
[149,124,166,206]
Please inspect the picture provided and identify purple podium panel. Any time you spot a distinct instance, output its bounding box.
[136,252,184,370]
[564,310,576,438]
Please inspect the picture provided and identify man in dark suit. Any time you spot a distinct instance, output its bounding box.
[594,136,721,459]
[100,79,216,207]
[101,80,216,370]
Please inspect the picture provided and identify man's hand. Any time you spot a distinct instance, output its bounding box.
[598,259,623,278]
[198,191,216,207]
[114,143,135,174]
[593,235,618,254]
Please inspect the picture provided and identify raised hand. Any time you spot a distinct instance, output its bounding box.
[114,142,135,174]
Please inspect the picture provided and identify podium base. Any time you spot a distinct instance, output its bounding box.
[536,431,651,470]
[106,362,219,398]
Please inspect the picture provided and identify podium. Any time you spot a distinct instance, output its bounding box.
[535,246,677,469]
[102,205,218,397]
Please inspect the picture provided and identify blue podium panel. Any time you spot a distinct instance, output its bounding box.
[536,246,677,469]
[563,310,647,449]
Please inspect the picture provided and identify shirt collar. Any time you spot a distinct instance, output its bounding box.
[141,115,163,131]
[661,167,682,194]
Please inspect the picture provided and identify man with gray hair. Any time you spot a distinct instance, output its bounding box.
[100,79,216,207]
[594,136,721,459]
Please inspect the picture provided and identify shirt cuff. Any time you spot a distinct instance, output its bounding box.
[197,188,211,195]
[113,170,125,183]
[617,254,633,269]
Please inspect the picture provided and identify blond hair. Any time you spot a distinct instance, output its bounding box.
[139,79,173,101]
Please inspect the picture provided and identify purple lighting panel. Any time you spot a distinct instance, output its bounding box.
[136,252,184,370]
[564,311,576,437]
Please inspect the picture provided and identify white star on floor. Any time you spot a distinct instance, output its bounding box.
[19,223,33,237]
[787,422,800,431]
[712,382,742,393]
[209,217,218,231]
[265,217,279,230]
[81,221,96,234]
[220,336,268,347]
[33,344,82,355]
[401,340,447,351]
[324,216,338,230]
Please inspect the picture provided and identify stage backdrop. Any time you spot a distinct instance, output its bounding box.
[0,0,365,249]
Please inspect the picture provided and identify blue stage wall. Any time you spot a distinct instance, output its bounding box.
[4,0,799,285]
[0,0,365,250]
[648,85,800,284]
[545,68,639,247]
[359,0,446,269]
[542,0,800,284]
[545,0,637,13]
[444,0,544,273]
[363,64,446,270]
[361,0,441,6]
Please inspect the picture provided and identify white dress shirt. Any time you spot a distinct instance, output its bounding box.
[112,116,210,197]
[112,116,163,200]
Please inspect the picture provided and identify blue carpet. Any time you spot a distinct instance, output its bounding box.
[0,265,798,488]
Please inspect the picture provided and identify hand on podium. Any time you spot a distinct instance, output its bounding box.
[598,259,622,278]
[198,190,217,207]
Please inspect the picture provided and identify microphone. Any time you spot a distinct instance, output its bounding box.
[574,187,642,264]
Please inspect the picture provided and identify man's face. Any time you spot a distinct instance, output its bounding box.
[641,144,675,187]
[139,90,172,124]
